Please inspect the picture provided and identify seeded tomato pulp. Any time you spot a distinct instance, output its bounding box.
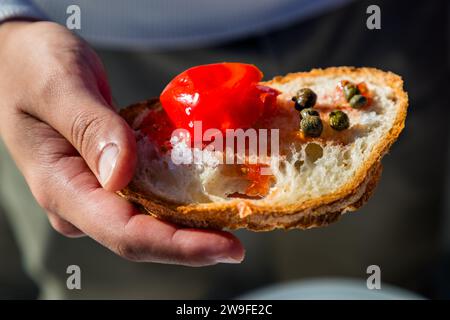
[160,63,279,136]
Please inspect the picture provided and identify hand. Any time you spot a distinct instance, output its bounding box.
[0,21,244,266]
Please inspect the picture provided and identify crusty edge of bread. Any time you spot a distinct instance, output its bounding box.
[117,67,408,231]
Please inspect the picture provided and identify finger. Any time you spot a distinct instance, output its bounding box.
[1,112,85,239]
[21,53,136,192]
[56,169,244,265]
[4,114,244,266]
[119,215,245,265]
[54,164,244,265]
[47,211,86,238]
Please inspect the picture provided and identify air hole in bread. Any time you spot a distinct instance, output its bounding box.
[343,150,351,160]
[360,141,368,152]
[294,160,304,171]
[305,143,324,163]
[227,192,263,200]
[278,161,287,174]
[387,91,397,104]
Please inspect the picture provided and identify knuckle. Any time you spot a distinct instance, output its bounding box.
[25,163,59,213]
[70,111,108,155]
[116,238,144,262]
[30,182,54,213]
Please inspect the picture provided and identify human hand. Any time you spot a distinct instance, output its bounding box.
[0,21,244,266]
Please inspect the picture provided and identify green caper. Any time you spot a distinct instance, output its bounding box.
[329,110,350,131]
[343,83,359,101]
[349,94,367,109]
[292,88,317,111]
[300,116,323,137]
[300,108,319,119]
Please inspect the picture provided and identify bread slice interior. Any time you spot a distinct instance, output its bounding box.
[119,67,408,230]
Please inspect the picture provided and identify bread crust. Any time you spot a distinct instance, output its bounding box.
[118,67,408,231]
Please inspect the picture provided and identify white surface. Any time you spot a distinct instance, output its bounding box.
[238,278,424,300]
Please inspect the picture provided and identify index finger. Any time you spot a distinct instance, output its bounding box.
[5,114,244,266]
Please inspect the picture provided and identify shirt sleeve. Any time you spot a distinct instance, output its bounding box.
[0,0,47,23]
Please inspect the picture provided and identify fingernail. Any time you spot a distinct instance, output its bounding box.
[215,256,243,264]
[215,249,245,264]
[98,143,119,186]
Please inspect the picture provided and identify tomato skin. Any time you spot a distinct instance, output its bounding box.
[160,63,278,135]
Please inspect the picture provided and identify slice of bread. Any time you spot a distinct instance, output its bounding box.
[118,67,408,231]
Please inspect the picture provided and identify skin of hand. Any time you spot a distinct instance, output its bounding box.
[0,21,244,266]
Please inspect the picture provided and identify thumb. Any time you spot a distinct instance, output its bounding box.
[27,80,137,191]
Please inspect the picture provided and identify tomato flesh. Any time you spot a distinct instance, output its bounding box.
[160,63,279,136]
[242,164,275,197]
[140,108,175,152]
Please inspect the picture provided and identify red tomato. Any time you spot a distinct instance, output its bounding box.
[160,63,279,135]
[140,108,175,152]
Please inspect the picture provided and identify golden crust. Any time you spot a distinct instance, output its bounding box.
[118,67,408,231]
[118,161,382,230]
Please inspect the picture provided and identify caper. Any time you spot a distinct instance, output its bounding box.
[343,83,359,101]
[349,94,367,109]
[329,110,350,131]
[300,108,319,119]
[292,88,317,111]
[300,116,323,137]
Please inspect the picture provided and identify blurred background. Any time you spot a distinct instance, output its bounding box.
[0,0,449,299]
